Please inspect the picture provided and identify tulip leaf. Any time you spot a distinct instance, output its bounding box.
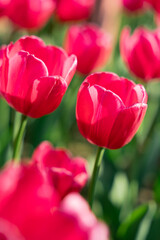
[117,204,148,240]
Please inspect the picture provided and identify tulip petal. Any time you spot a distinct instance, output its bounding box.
[62,54,77,85]
[1,50,48,114]
[33,141,88,198]
[9,36,69,77]
[26,76,67,118]
[49,168,73,198]
[85,72,135,105]
[0,218,25,240]
[8,36,46,58]
[33,141,71,169]
[77,83,125,147]
[108,103,147,149]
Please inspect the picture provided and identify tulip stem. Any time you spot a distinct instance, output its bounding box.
[12,114,28,162]
[88,147,105,208]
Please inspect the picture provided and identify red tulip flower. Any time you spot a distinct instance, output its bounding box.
[0,163,109,240]
[0,36,77,118]
[122,0,144,12]
[0,163,59,240]
[64,24,112,75]
[120,27,160,82]
[56,0,96,21]
[76,72,147,149]
[32,141,88,198]
[6,0,56,29]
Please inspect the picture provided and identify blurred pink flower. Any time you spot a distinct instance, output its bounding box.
[7,0,56,29]
[120,27,160,82]
[0,162,59,240]
[64,24,112,75]
[0,163,109,240]
[52,193,110,240]
[56,0,96,21]
[32,141,88,198]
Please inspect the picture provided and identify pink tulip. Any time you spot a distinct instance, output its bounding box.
[0,36,77,118]
[76,72,148,149]
[52,193,110,240]
[32,141,88,198]
[64,24,112,75]
[0,163,59,240]
[120,27,160,82]
[0,163,109,240]
[56,0,96,21]
[122,0,144,12]
[6,0,56,29]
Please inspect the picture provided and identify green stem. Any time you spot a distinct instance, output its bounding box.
[88,147,105,208]
[12,114,28,162]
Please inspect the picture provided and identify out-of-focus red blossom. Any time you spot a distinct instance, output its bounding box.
[64,24,112,75]
[56,0,96,21]
[6,0,56,29]
[120,27,160,82]
[0,0,11,16]
[53,193,110,240]
[0,36,77,118]
[0,163,60,240]
[76,72,148,149]
[32,141,88,198]
[122,0,144,12]
[0,163,109,240]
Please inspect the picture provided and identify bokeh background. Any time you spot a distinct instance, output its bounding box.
[0,0,160,239]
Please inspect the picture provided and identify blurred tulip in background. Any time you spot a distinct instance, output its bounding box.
[56,0,96,21]
[6,0,56,29]
[64,24,112,75]
[120,27,160,82]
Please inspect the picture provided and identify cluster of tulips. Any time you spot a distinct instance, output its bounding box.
[0,0,160,239]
